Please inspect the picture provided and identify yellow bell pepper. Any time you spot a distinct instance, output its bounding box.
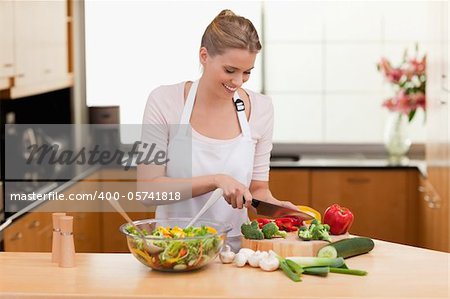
[297,205,322,224]
[206,226,217,234]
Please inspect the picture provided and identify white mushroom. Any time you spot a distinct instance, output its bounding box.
[259,252,280,272]
[248,251,269,268]
[219,245,236,264]
[237,248,255,259]
[233,252,248,267]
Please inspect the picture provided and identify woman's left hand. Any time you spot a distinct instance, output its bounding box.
[265,197,299,211]
[250,183,299,212]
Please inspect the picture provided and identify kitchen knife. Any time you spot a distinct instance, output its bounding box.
[247,198,315,220]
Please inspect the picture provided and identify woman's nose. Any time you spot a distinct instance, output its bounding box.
[231,74,243,87]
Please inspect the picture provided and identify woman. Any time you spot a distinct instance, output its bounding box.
[139,9,298,251]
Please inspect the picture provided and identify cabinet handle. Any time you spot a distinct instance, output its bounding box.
[347,177,370,184]
[3,63,13,68]
[439,99,447,105]
[16,73,25,78]
[10,232,23,241]
[29,220,41,228]
[428,201,441,209]
[44,69,52,74]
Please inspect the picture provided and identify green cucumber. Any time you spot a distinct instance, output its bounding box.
[316,245,338,258]
[317,237,375,259]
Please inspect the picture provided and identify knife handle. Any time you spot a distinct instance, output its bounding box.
[243,198,260,208]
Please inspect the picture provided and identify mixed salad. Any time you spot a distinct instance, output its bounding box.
[125,224,223,271]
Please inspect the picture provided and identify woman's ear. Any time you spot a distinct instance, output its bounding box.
[199,47,208,65]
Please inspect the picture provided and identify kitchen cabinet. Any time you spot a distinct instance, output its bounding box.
[0,0,14,91]
[4,172,103,253]
[268,169,311,205]
[311,169,419,245]
[0,0,73,99]
[3,168,155,253]
[248,169,310,220]
[267,168,420,246]
[418,173,449,251]
[3,212,53,252]
[422,0,450,252]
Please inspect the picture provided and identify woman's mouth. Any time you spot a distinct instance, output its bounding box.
[223,83,237,93]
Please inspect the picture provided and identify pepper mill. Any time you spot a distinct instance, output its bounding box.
[51,212,66,263]
[59,216,76,268]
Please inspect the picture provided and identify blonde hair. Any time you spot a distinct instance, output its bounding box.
[201,9,262,56]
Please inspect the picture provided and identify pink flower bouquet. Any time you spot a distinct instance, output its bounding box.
[377,46,426,122]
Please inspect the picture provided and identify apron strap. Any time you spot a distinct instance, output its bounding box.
[233,92,251,138]
[180,80,198,125]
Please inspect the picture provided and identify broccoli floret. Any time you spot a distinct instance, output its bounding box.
[241,221,264,240]
[298,226,313,240]
[262,222,287,239]
[310,222,331,242]
[298,221,331,242]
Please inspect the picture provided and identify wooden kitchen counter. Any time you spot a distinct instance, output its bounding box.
[0,240,448,299]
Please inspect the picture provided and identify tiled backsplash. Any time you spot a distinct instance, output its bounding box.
[264,1,440,143]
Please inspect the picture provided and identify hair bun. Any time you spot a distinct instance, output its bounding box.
[217,9,236,18]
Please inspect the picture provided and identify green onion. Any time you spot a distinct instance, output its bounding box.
[279,259,302,282]
[285,257,345,268]
[285,259,304,275]
[303,266,329,276]
[330,267,368,276]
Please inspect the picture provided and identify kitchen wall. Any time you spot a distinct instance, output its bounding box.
[84,1,442,145]
[265,1,439,143]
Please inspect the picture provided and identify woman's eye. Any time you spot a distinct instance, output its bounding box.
[244,71,251,75]
[225,69,234,74]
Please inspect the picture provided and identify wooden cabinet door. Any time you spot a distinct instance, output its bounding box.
[268,169,310,205]
[13,1,47,90]
[248,169,310,220]
[311,169,419,245]
[0,0,14,90]
[6,0,71,98]
[418,170,449,252]
[4,212,53,252]
[424,0,449,252]
[41,1,70,83]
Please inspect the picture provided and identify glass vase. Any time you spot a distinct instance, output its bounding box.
[383,112,411,158]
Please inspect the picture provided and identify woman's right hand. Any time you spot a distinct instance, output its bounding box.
[213,174,252,209]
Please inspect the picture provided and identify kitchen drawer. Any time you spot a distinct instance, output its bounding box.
[4,212,52,252]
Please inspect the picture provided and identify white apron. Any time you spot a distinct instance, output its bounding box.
[156,80,255,247]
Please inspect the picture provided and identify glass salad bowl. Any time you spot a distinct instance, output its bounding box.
[120,218,232,272]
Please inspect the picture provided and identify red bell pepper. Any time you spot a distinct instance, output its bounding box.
[256,217,304,232]
[274,218,299,232]
[256,218,272,229]
[323,204,354,235]
[282,215,303,227]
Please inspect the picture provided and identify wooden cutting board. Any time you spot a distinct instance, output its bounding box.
[240,232,350,257]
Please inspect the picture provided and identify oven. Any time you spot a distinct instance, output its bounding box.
[0,88,72,251]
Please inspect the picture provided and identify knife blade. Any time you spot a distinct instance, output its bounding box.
[248,198,314,220]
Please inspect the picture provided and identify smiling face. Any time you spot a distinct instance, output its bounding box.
[199,47,257,99]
